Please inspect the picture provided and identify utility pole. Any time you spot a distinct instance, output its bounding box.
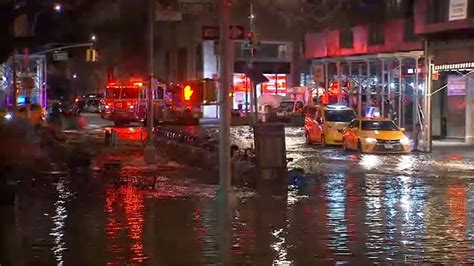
[218,0,232,198]
[144,0,158,164]
[249,3,258,125]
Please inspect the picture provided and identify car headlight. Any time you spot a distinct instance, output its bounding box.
[400,137,410,145]
[4,113,12,120]
[364,137,377,143]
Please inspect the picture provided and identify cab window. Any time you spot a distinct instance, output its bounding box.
[324,109,356,122]
[348,120,359,129]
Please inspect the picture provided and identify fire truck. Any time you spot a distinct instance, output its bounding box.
[101,79,205,126]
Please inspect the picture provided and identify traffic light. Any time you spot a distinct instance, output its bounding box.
[86,48,99,62]
[203,79,217,103]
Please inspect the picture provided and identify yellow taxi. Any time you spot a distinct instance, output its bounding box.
[342,118,411,153]
[1,104,47,126]
[304,105,357,146]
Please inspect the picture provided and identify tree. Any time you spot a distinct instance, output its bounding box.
[250,0,359,87]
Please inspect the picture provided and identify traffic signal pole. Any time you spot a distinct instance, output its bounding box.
[144,0,158,164]
[218,0,232,197]
[250,3,258,125]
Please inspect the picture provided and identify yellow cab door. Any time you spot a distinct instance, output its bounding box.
[314,108,324,142]
[304,106,316,141]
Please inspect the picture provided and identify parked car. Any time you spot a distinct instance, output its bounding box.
[83,99,100,113]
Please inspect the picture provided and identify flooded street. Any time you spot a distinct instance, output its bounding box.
[2,124,474,265]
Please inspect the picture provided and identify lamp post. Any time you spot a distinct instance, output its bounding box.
[21,3,63,118]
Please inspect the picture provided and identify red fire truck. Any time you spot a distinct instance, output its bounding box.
[101,80,150,126]
[101,79,204,126]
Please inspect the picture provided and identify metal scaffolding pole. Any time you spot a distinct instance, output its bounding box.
[324,62,329,89]
[413,57,420,130]
[337,62,342,104]
[398,58,403,127]
[348,62,352,107]
[358,64,363,116]
[387,61,392,119]
[381,59,385,117]
[367,60,371,109]
[423,40,433,152]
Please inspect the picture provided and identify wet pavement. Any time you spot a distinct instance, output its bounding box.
[1,114,474,265]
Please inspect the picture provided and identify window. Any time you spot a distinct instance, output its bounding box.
[324,109,357,122]
[348,120,359,129]
[368,24,385,45]
[427,0,449,24]
[404,18,419,41]
[339,28,354,49]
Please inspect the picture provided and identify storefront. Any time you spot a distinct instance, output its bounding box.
[232,73,288,110]
[432,63,474,141]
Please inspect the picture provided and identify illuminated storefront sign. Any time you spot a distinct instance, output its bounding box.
[233,73,287,94]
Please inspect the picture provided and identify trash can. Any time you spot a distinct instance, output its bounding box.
[254,123,287,193]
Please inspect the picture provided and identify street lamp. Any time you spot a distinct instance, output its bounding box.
[90,34,97,42]
[53,3,63,12]
[31,3,63,35]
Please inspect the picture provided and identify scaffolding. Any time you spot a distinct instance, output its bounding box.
[1,54,47,108]
[311,51,425,132]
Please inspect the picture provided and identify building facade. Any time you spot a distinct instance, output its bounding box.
[415,0,474,142]
[305,0,424,131]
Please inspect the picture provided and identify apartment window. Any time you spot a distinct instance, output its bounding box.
[427,0,449,23]
[339,28,354,48]
[368,24,385,45]
[404,18,419,41]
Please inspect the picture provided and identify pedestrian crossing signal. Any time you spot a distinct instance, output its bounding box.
[184,85,194,101]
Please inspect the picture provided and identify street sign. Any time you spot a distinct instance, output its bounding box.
[53,52,68,61]
[180,2,215,14]
[156,2,182,21]
[202,25,245,40]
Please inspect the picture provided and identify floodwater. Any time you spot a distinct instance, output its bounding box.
[1,126,474,265]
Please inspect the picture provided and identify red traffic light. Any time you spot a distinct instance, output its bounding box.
[247,32,254,40]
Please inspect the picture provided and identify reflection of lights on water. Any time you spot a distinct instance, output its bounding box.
[50,177,73,266]
[397,155,415,171]
[400,176,411,215]
[326,174,348,253]
[359,154,381,170]
[271,228,292,266]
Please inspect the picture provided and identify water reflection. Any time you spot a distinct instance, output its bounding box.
[105,186,147,264]
[50,177,73,266]
[9,170,474,264]
[325,174,349,258]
